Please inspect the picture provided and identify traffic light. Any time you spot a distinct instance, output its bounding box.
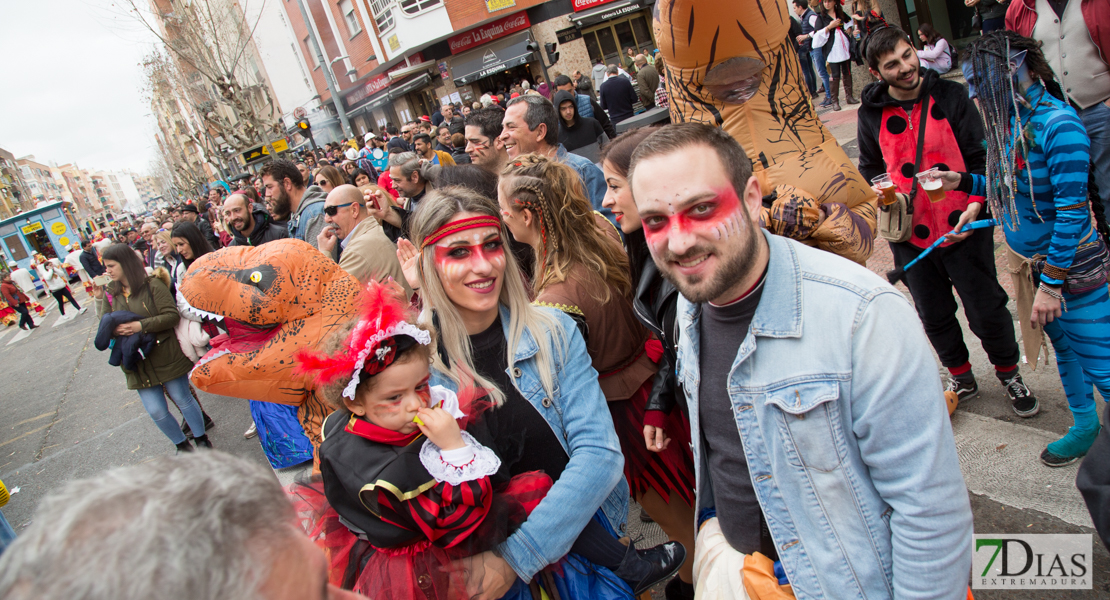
[297,118,311,132]
[544,42,559,66]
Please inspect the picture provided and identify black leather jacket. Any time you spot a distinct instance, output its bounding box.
[627,230,687,417]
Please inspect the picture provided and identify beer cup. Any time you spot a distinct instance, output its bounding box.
[917,168,947,203]
[870,173,898,206]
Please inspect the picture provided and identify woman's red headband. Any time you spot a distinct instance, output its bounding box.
[421,216,502,250]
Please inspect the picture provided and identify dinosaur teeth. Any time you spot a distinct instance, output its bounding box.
[177,290,225,322]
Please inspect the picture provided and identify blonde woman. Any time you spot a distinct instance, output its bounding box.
[396,186,683,598]
[499,155,696,595]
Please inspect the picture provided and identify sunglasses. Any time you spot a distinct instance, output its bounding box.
[323,201,357,216]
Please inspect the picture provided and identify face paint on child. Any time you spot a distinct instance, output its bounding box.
[640,187,746,254]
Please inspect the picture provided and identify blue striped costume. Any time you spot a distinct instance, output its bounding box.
[970,83,1109,454]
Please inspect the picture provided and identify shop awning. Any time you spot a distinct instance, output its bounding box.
[451,32,535,87]
[389,60,436,81]
[571,1,643,27]
[347,73,433,117]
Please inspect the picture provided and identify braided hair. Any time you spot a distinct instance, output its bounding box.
[500,154,632,304]
[964,31,1109,244]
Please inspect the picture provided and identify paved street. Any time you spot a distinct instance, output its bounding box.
[2,104,1109,596]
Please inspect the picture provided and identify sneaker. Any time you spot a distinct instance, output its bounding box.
[1041,425,1101,467]
[78,306,88,314]
[203,412,215,431]
[194,434,213,449]
[944,373,979,402]
[1002,374,1039,417]
[175,440,194,454]
[244,422,258,439]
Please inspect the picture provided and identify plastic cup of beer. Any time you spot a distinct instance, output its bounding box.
[917,168,947,203]
[871,173,898,206]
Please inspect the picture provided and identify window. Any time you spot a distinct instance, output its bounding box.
[398,0,439,15]
[339,0,361,36]
[305,37,320,68]
[369,0,394,32]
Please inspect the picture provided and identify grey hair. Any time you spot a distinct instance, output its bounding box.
[505,95,559,146]
[606,64,618,75]
[388,151,427,181]
[0,452,296,600]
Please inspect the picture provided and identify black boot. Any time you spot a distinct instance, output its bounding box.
[193,434,213,449]
[664,575,695,600]
[613,541,686,596]
[176,440,194,454]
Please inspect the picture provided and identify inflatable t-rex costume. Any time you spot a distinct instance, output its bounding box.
[178,239,362,452]
[654,0,878,263]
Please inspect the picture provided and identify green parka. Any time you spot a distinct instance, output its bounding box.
[94,274,193,390]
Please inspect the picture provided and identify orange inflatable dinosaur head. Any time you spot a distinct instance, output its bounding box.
[178,239,362,448]
[654,0,878,263]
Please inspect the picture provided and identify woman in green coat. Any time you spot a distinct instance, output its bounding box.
[92,244,211,452]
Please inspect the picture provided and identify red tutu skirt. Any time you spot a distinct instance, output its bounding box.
[608,377,695,507]
[289,472,553,599]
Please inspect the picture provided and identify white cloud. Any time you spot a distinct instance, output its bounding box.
[0,0,160,173]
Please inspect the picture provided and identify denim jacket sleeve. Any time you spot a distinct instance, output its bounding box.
[497,313,626,580]
[851,290,973,599]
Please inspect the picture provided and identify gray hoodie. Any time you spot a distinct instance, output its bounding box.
[288,184,330,254]
[592,63,607,96]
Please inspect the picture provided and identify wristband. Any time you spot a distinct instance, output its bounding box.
[1038,283,1067,312]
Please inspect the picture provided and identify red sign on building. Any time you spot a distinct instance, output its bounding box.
[345,53,425,108]
[572,0,620,11]
[448,12,531,55]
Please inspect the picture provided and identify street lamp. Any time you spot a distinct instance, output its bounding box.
[330,55,358,78]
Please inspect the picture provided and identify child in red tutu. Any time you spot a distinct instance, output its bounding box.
[294,280,681,599]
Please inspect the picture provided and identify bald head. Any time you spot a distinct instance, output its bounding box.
[223,193,249,211]
[222,193,255,235]
[635,54,646,67]
[324,184,367,240]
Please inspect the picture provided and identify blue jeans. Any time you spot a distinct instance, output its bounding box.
[137,374,205,444]
[812,48,831,99]
[799,51,817,95]
[1079,101,1110,206]
[0,509,15,555]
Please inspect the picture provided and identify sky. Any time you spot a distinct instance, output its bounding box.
[0,0,161,174]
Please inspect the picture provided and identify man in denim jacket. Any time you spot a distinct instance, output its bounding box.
[629,123,972,598]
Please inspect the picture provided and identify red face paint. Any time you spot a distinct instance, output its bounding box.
[640,187,745,249]
[433,238,506,266]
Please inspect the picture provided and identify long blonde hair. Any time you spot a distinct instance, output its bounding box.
[409,186,563,406]
[500,154,632,304]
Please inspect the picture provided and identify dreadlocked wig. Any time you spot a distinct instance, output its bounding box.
[963,31,1110,244]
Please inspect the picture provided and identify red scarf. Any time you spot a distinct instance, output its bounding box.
[344,413,422,447]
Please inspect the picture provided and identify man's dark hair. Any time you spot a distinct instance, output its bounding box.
[792,0,807,9]
[432,164,499,200]
[413,133,432,147]
[552,74,573,88]
[864,26,909,70]
[505,95,558,147]
[258,159,304,189]
[465,106,506,141]
[629,123,753,199]
[387,125,399,135]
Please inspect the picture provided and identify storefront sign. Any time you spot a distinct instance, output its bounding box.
[572,0,620,11]
[439,62,450,80]
[556,26,583,45]
[50,222,67,235]
[388,35,400,52]
[240,139,292,163]
[345,54,426,109]
[485,0,516,11]
[448,12,530,55]
[20,222,43,235]
[574,1,642,25]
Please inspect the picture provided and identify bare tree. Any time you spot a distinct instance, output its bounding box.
[123,0,283,161]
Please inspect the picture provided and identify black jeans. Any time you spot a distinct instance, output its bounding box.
[50,287,80,314]
[13,303,33,329]
[799,51,817,95]
[890,226,1020,369]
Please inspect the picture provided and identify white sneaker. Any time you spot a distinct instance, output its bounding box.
[78,306,88,314]
[244,423,258,439]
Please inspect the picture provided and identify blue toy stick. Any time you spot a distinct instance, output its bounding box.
[886,219,997,284]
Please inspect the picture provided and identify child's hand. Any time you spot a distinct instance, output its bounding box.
[415,407,464,451]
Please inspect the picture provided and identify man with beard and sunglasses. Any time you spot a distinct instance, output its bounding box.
[628,122,972,599]
[259,159,330,256]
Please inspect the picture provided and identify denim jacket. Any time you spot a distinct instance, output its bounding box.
[676,232,972,599]
[430,305,628,581]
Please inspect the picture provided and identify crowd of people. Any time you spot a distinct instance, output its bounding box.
[4,12,1110,600]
